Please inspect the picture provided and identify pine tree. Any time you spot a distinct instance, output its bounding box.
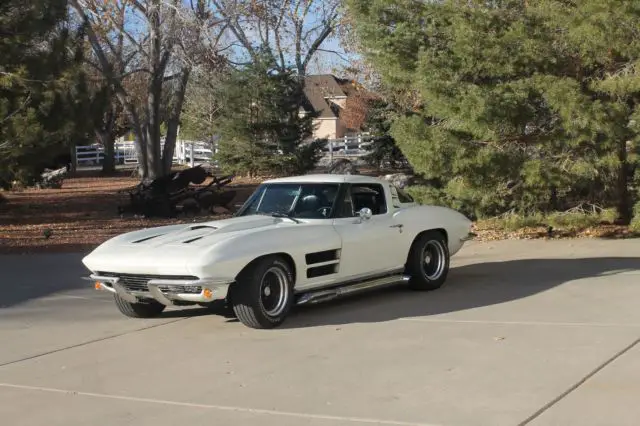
[361,97,408,170]
[212,56,320,177]
[347,0,640,223]
[0,0,92,187]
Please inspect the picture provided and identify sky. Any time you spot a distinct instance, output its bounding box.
[114,1,356,77]
[213,1,356,76]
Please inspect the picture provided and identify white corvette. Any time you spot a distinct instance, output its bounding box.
[83,174,474,329]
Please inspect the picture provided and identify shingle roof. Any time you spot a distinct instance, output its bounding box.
[302,74,347,119]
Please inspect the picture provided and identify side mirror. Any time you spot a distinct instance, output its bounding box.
[357,207,373,221]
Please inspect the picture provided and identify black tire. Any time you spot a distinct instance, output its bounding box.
[406,230,450,291]
[199,300,236,318]
[231,255,294,329]
[114,294,166,318]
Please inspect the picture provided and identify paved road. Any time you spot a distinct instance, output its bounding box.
[1,239,639,426]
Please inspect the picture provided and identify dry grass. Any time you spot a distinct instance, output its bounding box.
[0,170,258,254]
[473,210,640,241]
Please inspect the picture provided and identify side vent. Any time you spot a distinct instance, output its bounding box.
[133,234,165,243]
[305,248,340,279]
[307,264,338,279]
[305,249,340,265]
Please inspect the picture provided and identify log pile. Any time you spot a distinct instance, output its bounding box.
[118,165,237,218]
[328,158,359,175]
[35,166,68,189]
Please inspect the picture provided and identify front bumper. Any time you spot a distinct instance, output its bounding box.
[87,274,233,306]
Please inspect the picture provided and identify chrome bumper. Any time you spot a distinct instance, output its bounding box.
[86,274,233,306]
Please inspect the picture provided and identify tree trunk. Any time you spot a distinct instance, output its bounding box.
[135,135,148,179]
[145,2,164,180]
[163,119,179,174]
[144,74,163,179]
[145,122,162,179]
[97,130,116,174]
[69,143,77,173]
[162,69,191,175]
[616,140,632,225]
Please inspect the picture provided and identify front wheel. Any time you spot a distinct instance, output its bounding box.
[114,294,166,318]
[231,256,294,329]
[406,230,450,291]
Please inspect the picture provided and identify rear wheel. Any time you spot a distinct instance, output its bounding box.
[231,256,294,329]
[114,294,166,318]
[406,230,450,291]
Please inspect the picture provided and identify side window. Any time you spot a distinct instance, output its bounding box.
[350,184,387,215]
[292,183,340,218]
[337,189,355,217]
[389,185,402,208]
[396,186,414,203]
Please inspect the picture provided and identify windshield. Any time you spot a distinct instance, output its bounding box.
[238,183,340,219]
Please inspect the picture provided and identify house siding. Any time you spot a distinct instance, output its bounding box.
[313,118,339,140]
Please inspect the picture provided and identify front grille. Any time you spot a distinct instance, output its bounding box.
[157,285,203,294]
[98,272,199,293]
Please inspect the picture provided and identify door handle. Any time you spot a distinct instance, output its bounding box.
[389,224,403,229]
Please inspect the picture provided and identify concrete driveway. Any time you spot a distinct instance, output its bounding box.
[1,239,639,426]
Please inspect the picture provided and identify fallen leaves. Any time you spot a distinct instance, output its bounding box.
[472,222,640,242]
[0,171,253,254]
[2,170,639,255]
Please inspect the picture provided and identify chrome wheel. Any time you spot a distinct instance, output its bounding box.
[421,240,446,280]
[259,266,289,317]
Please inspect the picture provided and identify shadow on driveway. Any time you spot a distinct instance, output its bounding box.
[279,257,640,329]
[0,253,89,308]
[3,255,638,328]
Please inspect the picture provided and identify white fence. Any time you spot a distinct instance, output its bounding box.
[75,136,372,169]
[75,140,216,168]
[320,135,372,165]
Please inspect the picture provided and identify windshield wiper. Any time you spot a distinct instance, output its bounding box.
[270,212,301,223]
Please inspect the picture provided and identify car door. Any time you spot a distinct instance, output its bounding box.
[331,182,407,281]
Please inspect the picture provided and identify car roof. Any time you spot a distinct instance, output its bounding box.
[263,174,388,185]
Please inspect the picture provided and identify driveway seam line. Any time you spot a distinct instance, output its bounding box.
[398,318,640,328]
[518,336,640,426]
[0,382,442,426]
[0,318,188,368]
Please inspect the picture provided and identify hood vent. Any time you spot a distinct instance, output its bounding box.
[133,234,165,243]
[181,224,218,243]
[183,236,204,244]
[189,225,218,231]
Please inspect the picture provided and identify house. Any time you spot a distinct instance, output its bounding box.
[301,74,372,140]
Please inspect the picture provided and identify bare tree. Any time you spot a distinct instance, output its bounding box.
[76,4,134,174]
[213,0,342,76]
[179,66,227,141]
[70,0,229,179]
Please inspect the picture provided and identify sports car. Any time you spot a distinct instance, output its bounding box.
[83,174,474,329]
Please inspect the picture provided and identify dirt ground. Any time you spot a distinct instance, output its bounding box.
[0,169,258,254]
[1,169,637,254]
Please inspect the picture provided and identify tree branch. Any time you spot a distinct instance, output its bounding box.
[1,93,32,124]
[316,48,350,63]
[301,9,339,73]
[130,0,148,14]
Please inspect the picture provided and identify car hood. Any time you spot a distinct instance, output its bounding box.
[82,214,290,275]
